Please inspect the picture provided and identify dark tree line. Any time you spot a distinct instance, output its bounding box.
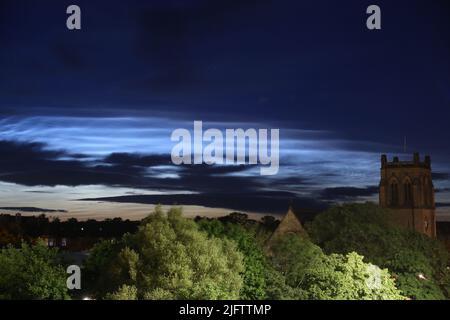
[0,214,139,247]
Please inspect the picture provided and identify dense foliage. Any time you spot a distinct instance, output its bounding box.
[197,212,405,300]
[1,203,449,300]
[85,206,244,300]
[197,218,269,299]
[307,202,450,299]
[270,234,404,300]
[0,241,70,299]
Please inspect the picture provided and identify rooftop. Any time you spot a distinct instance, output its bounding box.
[381,153,431,169]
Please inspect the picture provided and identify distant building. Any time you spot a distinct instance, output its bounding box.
[39,235,68,248]
[379,153,436,237]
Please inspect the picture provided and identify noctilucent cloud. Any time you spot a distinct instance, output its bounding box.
[1,0,449,220]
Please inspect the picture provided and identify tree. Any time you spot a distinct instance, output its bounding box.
[270,234,405,300]
[0,227,19,247]
[86,206,244,300]
[263,263,303,300]
[83,238,125,297]
[197,219,268,299]
[307,202,450,299]
[106,285,138,300]
[0,241,70,300]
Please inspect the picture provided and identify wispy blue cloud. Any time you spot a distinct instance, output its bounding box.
[1,114,450,218]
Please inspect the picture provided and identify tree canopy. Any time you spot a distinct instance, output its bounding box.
[85,206,244,300]
[0,241,70,300]
[5,203,447,301]
[270,234,405,300]
[197,218,269,299]
[307,202,450,299]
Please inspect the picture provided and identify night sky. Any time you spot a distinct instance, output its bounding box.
[1,0,450,220]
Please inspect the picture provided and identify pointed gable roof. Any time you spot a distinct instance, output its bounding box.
[267,206,308,246]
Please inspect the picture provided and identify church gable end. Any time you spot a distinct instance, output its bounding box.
[268,206,308,245]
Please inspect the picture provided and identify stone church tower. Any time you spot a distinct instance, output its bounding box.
[379,153,436,237]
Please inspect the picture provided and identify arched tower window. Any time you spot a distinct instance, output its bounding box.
[390,181,399,206]
[404,180,413,206]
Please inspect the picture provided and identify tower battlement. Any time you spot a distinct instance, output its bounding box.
[381,153,431,169]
